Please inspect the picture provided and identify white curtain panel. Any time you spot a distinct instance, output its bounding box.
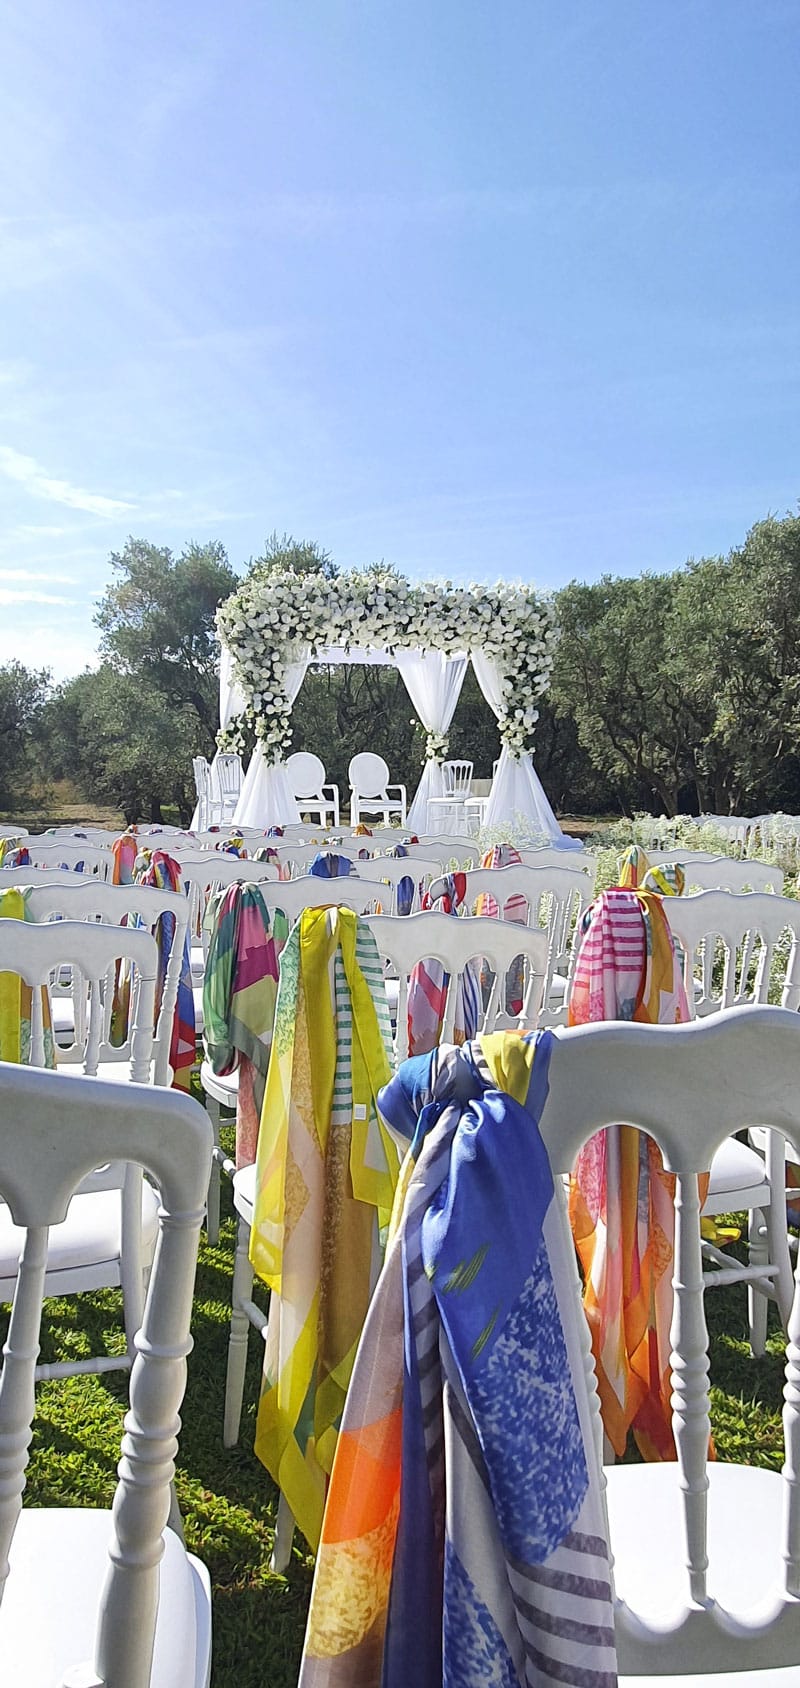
[232,650,310,828]
[471,650,577,845]
[192,646,252,826]
[219,642,248,729]
[396,648,469,831]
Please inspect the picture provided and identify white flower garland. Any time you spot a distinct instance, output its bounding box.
[217,569,556,764]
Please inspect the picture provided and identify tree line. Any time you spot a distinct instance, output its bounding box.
[2,512,799,824]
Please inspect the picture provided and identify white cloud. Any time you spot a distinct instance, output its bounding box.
[0,567,77,584]
[0,588,73,605]
[0,619,99,680]
[0,445,134,516]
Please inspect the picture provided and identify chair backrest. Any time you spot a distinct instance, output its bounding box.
[348,752,390,798]
[214,753,243,800]
[430,863,591,1018]
[274,840,358,875]
[286,751,327,798]
[664,888,800,1016]
[0,917,158,1078]
[13,840,113,879]
[540,1005,800,1676]
[411,836,479,868]
[520,846,596,884]
[165,852,276,960]
[650,852,783,893]
[259,877,391,925]
[191,827,266,849]
[365,911,548,1060]
[441,759,473,797]
[192,754,212,796]
[0,1060,211,1687]
[22,878,189,1085]
[0,824,27,838]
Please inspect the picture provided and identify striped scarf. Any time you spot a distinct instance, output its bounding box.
[249,906,399,1550]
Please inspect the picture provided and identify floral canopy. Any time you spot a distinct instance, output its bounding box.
[216,567,567,838]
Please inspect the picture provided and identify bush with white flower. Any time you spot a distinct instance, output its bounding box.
[217,568,556,765]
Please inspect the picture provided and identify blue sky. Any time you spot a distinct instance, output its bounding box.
[1,0,798,677]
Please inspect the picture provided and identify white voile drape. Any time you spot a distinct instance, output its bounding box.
[191,646,250,828]
[219,643,247,729]
[471,650,578,846]
[232,652,310,829]
[396,649,469,832]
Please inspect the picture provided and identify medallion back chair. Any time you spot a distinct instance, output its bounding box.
[543,1006,800,1686]
[0,1059,212,1687]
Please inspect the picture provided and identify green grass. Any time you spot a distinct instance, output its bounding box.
[4,1172,792,1687]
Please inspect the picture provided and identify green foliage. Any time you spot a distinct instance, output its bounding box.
[247,531,338,581]
[551,510,800,816]
[0,661,51,810]
[95,537,239,740]
[39,537,241,822]
[41,666,202,824]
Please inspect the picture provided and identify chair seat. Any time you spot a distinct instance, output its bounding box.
[59,1059,167,1086]
[232,1160,256,1224]
[51,996,77,1035]
[608,1464,797,1681]
[0,1180,160,1283]
[706,1135,769,1198]
[0,1508,211,1688]
[200,1057,239,1109]
[750,1123,800,1168]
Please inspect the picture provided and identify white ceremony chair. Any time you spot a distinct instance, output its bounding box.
[22,878,189,1089]
[366,910,549,1061]
[286,751,340,828]
[191,826,266,850]
[348,752,407,826]
[429,862,592,1024]
[192,754,214,831]
[425,758,473,833]
[521,845,598,888]
[0,917,163,1377]
[407,836,479,869]
[12,839,114,879]
[650,851,784,893]
[0,823,28,838]
[210,752,243,824]
[543,1005,800,1685]
[0,1059,212,1687]
[663,888,800,1352]
[169,849,277,975]
[257,876,390,927]
[272,840,364,876]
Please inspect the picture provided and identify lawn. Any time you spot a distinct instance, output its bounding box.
[7,1153,790,1688]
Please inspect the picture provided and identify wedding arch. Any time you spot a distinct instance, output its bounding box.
[215,567,566,838]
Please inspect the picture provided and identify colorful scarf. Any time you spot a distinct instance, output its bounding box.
[0,888,55,1067]
[111,832,139,886]
[202,883,282,1167]
[568,886,691,1460]
[1,846,31,869]
[249,907,400,1550]
[477,842,528,1014]
[135,851,196,1092]
[310,851,356,877]
[299,1031,616,1688]
[409,876,481,1054]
